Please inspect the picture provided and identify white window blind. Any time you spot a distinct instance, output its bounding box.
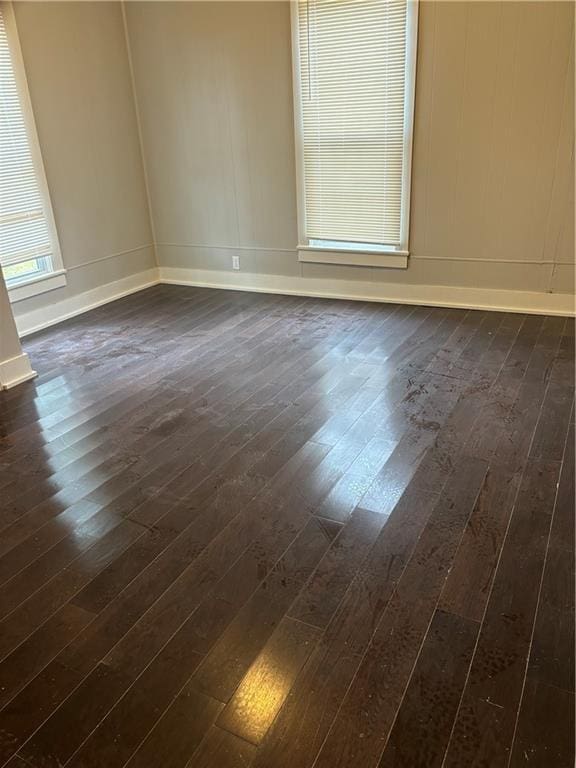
[0,2,61,291]
[293,0,417,253]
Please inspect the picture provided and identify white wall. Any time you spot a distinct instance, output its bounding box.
[125,0,575,309]
[11,1,155,322]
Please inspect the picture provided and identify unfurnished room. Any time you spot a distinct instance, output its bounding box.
[0,1,574,767]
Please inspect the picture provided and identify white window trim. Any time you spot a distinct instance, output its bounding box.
[7,269,67,302]
[290,0,419,270]
[1,1,66,302]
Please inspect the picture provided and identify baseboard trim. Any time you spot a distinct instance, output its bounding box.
[12,264,574,340]
[159,267,575,317]
[0,352,37,390]
[16,268,160,337]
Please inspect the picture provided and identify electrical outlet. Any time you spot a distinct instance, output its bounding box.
[232,255,240,270]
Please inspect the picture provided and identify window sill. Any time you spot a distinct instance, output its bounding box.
[7,269,67,303]
[298,245,408,269]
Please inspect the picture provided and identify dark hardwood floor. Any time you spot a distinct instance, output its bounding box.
[0,284,573,768]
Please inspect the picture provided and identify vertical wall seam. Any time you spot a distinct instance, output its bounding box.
[120,0,158,268]
[422,0,438,256]
[448,3,471,259]
[541,13,574,267]
[477,0,504,261]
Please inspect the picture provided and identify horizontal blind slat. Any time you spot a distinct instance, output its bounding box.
[297,0,409,245]
[0,5,54,273]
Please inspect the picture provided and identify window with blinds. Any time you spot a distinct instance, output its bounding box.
[292,0,418,261]
[0,2,62,292]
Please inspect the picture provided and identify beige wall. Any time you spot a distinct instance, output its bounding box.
[6,0,574,331]
[0,266,34,387]
[126,0,574,297]
[125,1,297,265]
[0,269,23,363]
[11,1,154,319]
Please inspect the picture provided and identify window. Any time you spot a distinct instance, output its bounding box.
[291,0,418,268]
[0,1,65,301]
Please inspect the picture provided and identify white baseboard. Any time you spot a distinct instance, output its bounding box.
[15,268,160,338]
[0,352,37,390]
[159,267,576,317]
[11,264,575,343]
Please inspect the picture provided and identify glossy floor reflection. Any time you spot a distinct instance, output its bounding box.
[0,285,573,768]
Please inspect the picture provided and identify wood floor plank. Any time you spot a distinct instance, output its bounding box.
[3,756,32,768]
[0,519,141,660]
[376,608,477,768]
[0,604,94,710]
[409,314,541,496]
[527,422,575,693]
[186,728,256,768]
[68,380,339,616]
[62,636,205,768]
[19,663,136,768]
[217,616,321,745]
[461,462,560,702]
[526,545,575,693]
[436,347,551,624]
[529,380,575,460]
[190,517,338,703]
[252,483,441,768]
[125,688,223,768]
[61,442,331,679]
[12,451,334,766]
[443,458,562,767]
[437,468,520,623]
[0,661,82,765]
[288,506,385,629]
[311,456,488,768]
[0,288,569,768]
[508,679,575,768]
[4,322,342,560]
[0,291,305,464]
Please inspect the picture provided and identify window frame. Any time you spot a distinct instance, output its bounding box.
[290,0,419,269]
[0,0,66,302]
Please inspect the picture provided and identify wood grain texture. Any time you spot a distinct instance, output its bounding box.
[509,678,575,768]
[0,286,571,768]
[377,608,477,768]
[217,617,320,744]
